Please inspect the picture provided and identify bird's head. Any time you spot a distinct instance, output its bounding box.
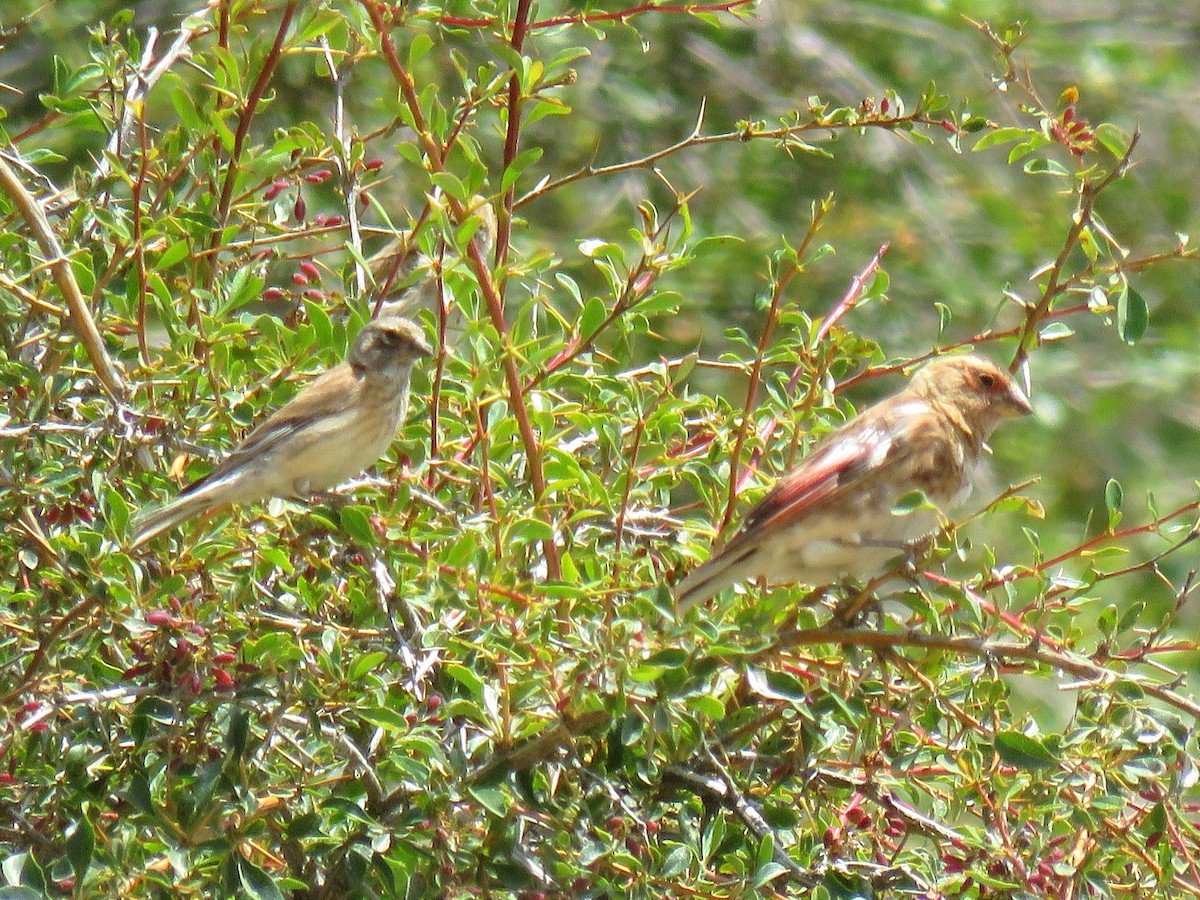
[909,354,1033,438]
[350,316,432,373]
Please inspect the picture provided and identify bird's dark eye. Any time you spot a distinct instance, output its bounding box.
[978,373,996,390]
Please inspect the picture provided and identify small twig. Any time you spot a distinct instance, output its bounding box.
[524,193,694,392]
[211,1,299,243]
[97,11,212,184]
[666,748,816,888]
[516,106,948,208]
[1010,130,1140,371]
[982,496,1200,593]
[759,624,1200,722]
[469,709,609,783]
[278,713,384,806]
[731,240,887,499]
[437,0,756,31]
[495,0,534,268]
[721,203,837,527]
[319,35,367,298]
[364,0,560,578]
[0,153,127,402]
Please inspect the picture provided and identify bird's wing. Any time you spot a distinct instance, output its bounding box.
[736,398,933,540]
[184,363,357,493]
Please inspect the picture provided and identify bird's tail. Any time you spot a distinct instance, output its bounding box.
[127,491,216,549]
[672,545,755,615]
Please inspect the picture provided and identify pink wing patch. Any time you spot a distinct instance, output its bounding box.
[739,422,899,537]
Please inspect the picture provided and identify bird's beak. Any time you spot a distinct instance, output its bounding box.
[1006,380,1034,418]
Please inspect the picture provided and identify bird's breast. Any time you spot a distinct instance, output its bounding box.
[273,397,405,495]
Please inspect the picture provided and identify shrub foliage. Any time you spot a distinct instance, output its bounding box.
[2,2,1200,897]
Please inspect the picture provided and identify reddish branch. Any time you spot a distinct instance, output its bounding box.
[440,1,756,31]
[496,0,533,269]
[363,0,561,578]
[730,241,888,501]
[762,624,1200,722]
[718,207,836,528]
[1010,131,1140,371]
[981,498,1200,594]
[212,1,298,239]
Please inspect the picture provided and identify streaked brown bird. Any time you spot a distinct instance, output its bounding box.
[673,354,1033,613]
[129,316,431,548]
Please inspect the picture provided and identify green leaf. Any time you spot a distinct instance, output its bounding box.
[500,146,543,194]
[431,171,467,202]
[338,505,376,545]
[236,855,286,900]
[360,705,409,732]
[349,650,389,682]
[746,667,807,702]
[1095,122,1131,159]
[1141,801,1167,839]
[65,815,94,883]
[305,298,333,348]
[1104,477,1123,530]
[972,126,1029,151]
[407,32,434,70]
[579,296,607,337]
[1039,321,1073,342]
[0,888,46,899]
[245,632,304,667]
[686,693,726,720]
[555,272,583,308]
[994,731,1057,769]
[158,239,191,271]
[646,648,688,669]
[445,662,485,699]
[226,707,250,758]
[524,98,572,127]
[106,487,130,534]
[468,785,509,817]
[171,87,203,130]
[753,861,788,889]
[891,489,935,515]
[547,45,590,73]
[1023,157,1070,177]
[1117,286,1148,344]
[1078,226,1099,262]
